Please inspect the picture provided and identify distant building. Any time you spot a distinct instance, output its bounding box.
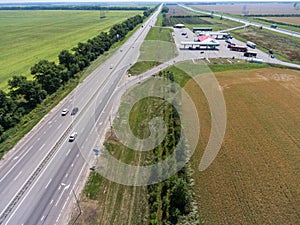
[174,24,185,28]
[193,27,212,32]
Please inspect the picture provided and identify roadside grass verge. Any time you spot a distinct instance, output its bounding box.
[155,13,163,26]
[145,26,175,42]
[129,26,177,76]
[128,61,161,76]
[231,25,300,64]
[0,10,143,91]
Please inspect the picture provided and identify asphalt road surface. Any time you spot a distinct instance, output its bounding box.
[0,5,162,225]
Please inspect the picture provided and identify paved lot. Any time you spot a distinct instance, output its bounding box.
[171,26,300,69]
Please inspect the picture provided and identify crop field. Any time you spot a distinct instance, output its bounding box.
[186,67,300,225]
[0,10,142,90]
[231,26,300,64]
[263,17,300,25]
[191,3,300,15]
[164,5,243,31]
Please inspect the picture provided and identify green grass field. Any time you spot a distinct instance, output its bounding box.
[128,27,177,76]
[0,10,142,90]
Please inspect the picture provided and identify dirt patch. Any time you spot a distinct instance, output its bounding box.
[186,68,300,225]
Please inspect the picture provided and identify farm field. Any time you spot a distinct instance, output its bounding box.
[0,10,142,90]
[190,3,300,15]
[164,5,242,31]
[187,67,300,225]
[263,16,300,25]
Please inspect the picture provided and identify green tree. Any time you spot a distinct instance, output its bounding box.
[31,60,63,94]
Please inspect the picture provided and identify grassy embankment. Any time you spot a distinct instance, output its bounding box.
[0,10,142,91]
[128,26,177,76]
[0,10,144,158]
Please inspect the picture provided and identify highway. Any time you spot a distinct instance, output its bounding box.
[179,4,300,39]
[0,5,162,225]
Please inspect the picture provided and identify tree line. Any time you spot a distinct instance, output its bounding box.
[147,71,200,224]
[0,7,156,141]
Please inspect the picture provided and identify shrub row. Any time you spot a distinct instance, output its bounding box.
[147,71,200,225]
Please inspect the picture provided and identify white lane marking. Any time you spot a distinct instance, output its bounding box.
[61,196,70,210]
[57,124,62,130]
[37,137,40,141]
[43,131,46,134]
[50,199,54,205]
[99,122,103,126]
[49,124,53,128]
[65,173,69,178]
[56,213,61,223]
[13,156,19,160]
[76,154,79,158]
[38,144,46,152]
[99,99,102,103]
[55,184,70,206]
[71,163,74,168]
[65,149,71,156]
[2,135,69,224]
[0,146,33,183]
[40,215,45,221]
[45,178,52,189]
[48,121,52,124]
[14,171,23,181]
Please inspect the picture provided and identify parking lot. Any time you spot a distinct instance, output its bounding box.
[172,27,282,64]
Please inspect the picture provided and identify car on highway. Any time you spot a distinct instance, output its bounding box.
[181,32,187,35]
[69,132,78,142]
[61,108,69,116]
[71,107,78,115]
[109,64,113,69]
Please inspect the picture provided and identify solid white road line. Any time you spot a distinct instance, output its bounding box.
[45,178,52,189]
[65,149,71,156]
[13,171,22,181]
[38,144,46,152]
[57,124,62,130]
[40,215,45,221]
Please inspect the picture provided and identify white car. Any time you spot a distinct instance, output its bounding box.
[69,132,78,142]
[61,108,69,116]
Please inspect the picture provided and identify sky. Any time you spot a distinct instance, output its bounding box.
[0,0,297,3]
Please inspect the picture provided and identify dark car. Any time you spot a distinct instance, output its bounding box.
[71,107,78,115]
